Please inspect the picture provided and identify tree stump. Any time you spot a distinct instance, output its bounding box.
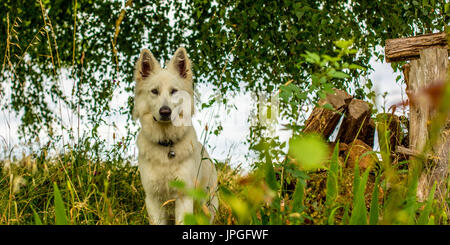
[336,99,373,146]
[303,88,352,139]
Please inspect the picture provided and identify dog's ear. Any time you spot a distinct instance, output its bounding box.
[135,49,160,82]
[168,47,192,81]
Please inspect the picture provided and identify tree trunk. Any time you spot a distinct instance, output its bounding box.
[408,47,449,203]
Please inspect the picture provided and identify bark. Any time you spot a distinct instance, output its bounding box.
[303,89,352,139]
[385,32,448,62]
[336,99,372,145]
[407,47,448,203]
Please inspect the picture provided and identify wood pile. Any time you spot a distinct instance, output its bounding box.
[303,89,408,171]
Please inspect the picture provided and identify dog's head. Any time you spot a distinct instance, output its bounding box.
[133,47,194,126]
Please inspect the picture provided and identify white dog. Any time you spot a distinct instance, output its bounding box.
[133,47,218,225]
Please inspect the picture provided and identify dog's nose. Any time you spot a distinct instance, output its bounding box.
[159,106,172,118]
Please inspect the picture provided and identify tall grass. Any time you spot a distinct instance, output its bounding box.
[0,108,448,225]
[0,150,147,225]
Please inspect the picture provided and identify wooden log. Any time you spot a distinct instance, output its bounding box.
[385,32,448,62]
[344,139,377,170]
[303,88,352,139]
[395,145,420,157]
[408,47,449,202]
[361,118,375,148]
[336,99,372,145]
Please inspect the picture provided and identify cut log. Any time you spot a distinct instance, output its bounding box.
[344,139,377,170]
[303,88,352,139]
[361,118,375,148]
[385,32,448,62]
[336,99,372,145]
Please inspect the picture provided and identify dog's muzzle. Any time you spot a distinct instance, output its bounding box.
[159,106,172,121]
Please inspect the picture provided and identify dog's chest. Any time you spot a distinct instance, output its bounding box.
[148,164,178,198]
[139,158,190,200]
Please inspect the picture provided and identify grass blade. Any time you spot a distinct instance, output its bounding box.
[53,182,68,225]
[418,182,437,225]
[291,179,305,213]
[264,143,279,191]
[30,205,43,225]
[350,169,370,225]
[369,175,380,225]
[325,142,340,209]
[341,204,350,225]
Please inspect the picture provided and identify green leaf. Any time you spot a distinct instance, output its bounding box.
[31,205,43,225]
[348,64,366,70]
[264,143,279,191]
[169,179,186,190]
[289,134,329,171]
[328,70,350,79]
[325,142,340,210]
[327,206,341,225]
[53,182,68,225]
[291,179,305,212]
[187,188,208,201]
[417,182,437,225]
[369,175,380,225]
[350,169,369,225]
[303,51,321,64]
[342,204,350,225]
[334,39,353,49]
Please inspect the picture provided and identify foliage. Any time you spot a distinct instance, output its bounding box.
[0,0,448,147]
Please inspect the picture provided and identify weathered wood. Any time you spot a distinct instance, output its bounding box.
[303,88,352,139]
[344,139,377,170]
[361,118,375,148]
[431,129,450,201]
[336,99,372,145]
[409,48,448,152]
[402,63,411,89]
[395,145,420,157]
[407,47,449,202]
[385,32,448,62]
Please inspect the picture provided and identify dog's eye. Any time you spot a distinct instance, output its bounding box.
[151,89,159,95]
[171,89,178,95]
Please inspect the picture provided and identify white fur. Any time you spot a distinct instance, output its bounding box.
[133,47,218,225]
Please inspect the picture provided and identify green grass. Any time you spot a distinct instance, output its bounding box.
[0,137,448,225]
[0,152,147,225]
[0,143,448,225]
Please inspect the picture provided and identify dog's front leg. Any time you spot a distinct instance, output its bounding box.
[145,196,167,225]
[175,196,193,225]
